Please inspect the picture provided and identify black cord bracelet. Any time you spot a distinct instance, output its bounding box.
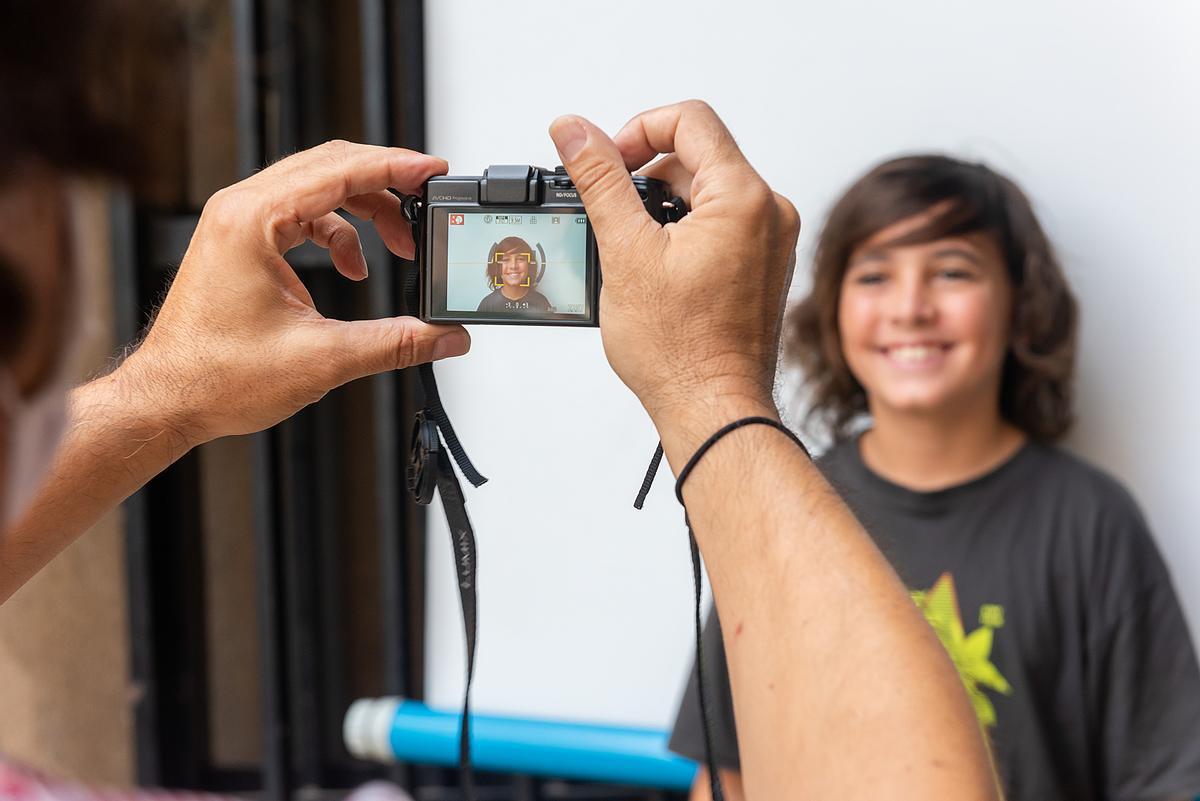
[676,416,811,502]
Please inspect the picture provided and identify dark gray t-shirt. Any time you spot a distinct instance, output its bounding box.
[476,287,553,314]
[669,439,1200,801]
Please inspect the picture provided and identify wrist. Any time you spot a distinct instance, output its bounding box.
[99,357,205,458]
[650,388,779,476]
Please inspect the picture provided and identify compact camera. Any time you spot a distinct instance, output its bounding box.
[407,165,683,326]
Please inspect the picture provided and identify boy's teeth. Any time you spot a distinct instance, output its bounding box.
[892,345,938,362]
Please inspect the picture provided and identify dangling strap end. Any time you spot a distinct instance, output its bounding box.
[633,442,665,509]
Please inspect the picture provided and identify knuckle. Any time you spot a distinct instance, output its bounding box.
[775,193,802,236]
[320,138,352,156]
[743,183,775,217]
[391,323,420,369]
[201,186,247,231]
[314,140,354,179]
[264,201,303,245]
[682,98,716,117]
[328,218,357,247]
[574,157,626,200]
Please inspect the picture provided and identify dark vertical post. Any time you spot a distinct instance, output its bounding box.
[252,431,288,801]
[391,0,426,152]
[235,1,293,800]
[361,0,413,789]
[231,0,261,177]
[388,0,430,709]
[277,408,325,790]
[113,189,162,789]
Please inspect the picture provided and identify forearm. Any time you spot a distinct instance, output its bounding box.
[689,769,745,801]
[0,364,192,603]
[657,400,999,801]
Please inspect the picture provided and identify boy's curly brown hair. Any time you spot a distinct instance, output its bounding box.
[786,155,1078,442]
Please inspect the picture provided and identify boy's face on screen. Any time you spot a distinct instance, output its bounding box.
[497,251,531,287]
[837,211,1012,422]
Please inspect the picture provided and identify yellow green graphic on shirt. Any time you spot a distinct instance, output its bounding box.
[911,572,1012,727]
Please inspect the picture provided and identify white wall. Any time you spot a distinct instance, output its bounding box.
[422,0,1200,728]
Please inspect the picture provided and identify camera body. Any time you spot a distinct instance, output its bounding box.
[411,165,679,326]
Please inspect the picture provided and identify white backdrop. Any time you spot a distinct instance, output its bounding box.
[421,0,1200,729]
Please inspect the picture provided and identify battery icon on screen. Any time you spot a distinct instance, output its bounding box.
[575,217,586,224]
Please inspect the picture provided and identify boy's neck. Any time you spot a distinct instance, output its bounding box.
[859,400,1026,492]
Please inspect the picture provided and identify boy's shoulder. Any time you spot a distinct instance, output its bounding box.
[1019,442,1147,525]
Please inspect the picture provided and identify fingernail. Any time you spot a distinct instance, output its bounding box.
[433,330,470,361]
[358,246,369,279]
[550,116,587,162]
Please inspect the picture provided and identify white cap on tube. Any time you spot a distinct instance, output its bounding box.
[344,696,403,763]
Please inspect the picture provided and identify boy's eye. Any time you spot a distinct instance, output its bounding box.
[937,267,976,280]
[853,271,886,285]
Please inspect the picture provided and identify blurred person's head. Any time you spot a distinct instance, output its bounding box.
[486,236,538,293]
[0,1,176,524]
[787,155,1078,442]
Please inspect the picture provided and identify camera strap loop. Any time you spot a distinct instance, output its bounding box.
[634,416,810,801]
[417,363,488,488]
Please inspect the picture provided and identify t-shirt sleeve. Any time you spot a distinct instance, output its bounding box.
[1084,488,1200,801]
[667,606,742,770]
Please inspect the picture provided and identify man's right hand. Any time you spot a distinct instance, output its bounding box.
[0,141,471,603]
[549,101,800,465]
[121,140,470,451]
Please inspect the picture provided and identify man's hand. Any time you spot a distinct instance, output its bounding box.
[549,101,799,464]
[1,141,471,603]
[121,140,470,448]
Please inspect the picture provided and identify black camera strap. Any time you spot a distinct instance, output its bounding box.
[401,253,488,800]
[635,417,810,801]
[433,442,480,801]
[407,385,486,801]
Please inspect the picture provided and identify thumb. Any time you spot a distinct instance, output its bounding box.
[549,115,655,248]
[331,317,471,383]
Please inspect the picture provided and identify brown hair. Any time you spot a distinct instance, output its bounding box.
[1,1,184,362]
[786,155,1078,442]
[0,2,180,184]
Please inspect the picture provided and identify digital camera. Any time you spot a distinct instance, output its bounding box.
[408,165,682,326]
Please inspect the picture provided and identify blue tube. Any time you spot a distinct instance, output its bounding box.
[386,700,698,790]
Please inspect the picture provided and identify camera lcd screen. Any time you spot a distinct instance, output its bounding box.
[429,207,594,324]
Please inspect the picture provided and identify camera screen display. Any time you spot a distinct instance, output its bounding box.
[430,208,594,323]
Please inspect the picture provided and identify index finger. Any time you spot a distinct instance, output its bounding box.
[249,140,448,253]
[612,100,748,178]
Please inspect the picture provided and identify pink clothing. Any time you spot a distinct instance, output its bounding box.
[0,760,411,801]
